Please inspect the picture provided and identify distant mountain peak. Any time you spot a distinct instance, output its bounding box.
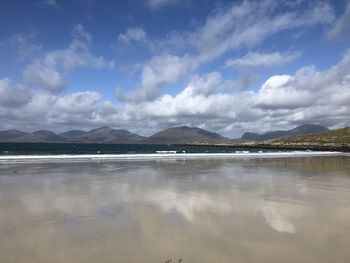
[0,129,28,141]
[32,130,57,135]
[90,126,113,132]
[60,130,87,138]
[146,125,227,144]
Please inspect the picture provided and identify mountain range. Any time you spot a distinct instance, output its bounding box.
[0,124,329,144]
[0,126,225,144]
[241,124,329,141]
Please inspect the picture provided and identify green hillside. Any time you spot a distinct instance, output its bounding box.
[271,127,350,145]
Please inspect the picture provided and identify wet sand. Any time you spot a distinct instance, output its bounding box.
[1,156,350,262]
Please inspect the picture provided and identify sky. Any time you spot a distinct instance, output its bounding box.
[0,0,350,138]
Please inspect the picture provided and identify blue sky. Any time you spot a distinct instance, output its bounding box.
[0,0,350,137]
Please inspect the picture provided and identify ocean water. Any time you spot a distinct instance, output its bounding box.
[0,142,281,155]
[0,156,350,263]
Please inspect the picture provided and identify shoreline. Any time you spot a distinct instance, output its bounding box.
[0,151,346,164]
[175,143,350,152]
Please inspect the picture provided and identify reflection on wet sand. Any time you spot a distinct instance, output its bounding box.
[1,157,350,262]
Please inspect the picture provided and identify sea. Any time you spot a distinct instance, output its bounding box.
[0,142,278,155]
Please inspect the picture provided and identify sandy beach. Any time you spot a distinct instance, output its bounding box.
[1,156,350,262]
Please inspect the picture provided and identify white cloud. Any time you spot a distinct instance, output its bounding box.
[0,78,32,108]
[23,62,67,93]
[118,27,147,44]
[255,75,314,109]
[1,2,349,136]
[121,72,257,127]
[1,90,118,132]
[141,54,191,91]
[327,3,350,40]
[119,48,350,136]
[54,91,101,114]
[253,49,350,128]
[184,72,222,96]
[119,54,194,101]
[22,24,114,93]
[225,51,301,68]
[49,98,118,128]
[2,46,350,137]
[4,92,57,127]
[43,24,114,71]
[124,1,334,102]
[190,1,333,62]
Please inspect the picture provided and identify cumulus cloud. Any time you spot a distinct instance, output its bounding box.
[124,0,334,102]
[0,78,32,108]
[117,48,350,136]
[1,2,349,137]
[225,51,301,68]
[184,72,222,96]
[254,49,350,126]
[23,62,67,93]
[22,24,114,93]
[0,25,117,131]
[258,50,350,108]
[0,90,118,132]
[54,91,101,114]
[119,54,194,101]
[121,72,258,131]
[48,91,118,127]
[255,75,313,109]
[327,3,350,40]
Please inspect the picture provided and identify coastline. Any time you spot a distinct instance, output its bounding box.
[0,151,346,164]
[175,143,350,152]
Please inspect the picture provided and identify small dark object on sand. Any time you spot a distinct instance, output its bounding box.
[12,170,18,174]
